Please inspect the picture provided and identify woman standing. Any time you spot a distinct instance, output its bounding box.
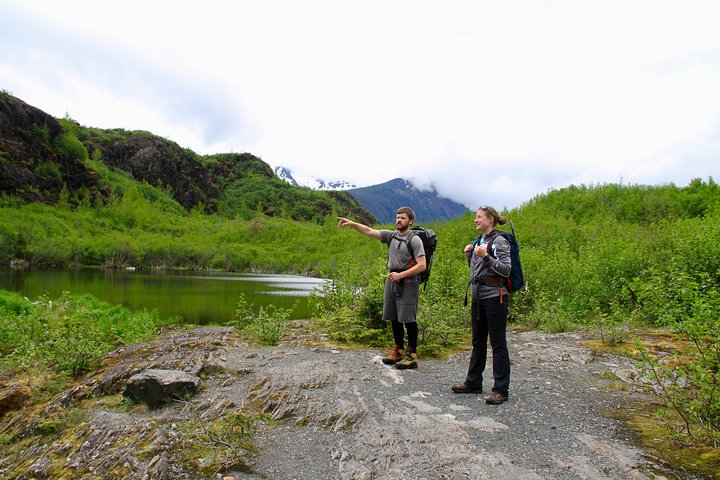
[452,205,512,404]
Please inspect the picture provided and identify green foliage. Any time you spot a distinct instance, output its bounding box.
[35,161,63,181]
[230,294,294,345]
[0,180,380,272]
[29,124,51,142]
[217,176,344,223]
[84,151,185,215]
[633,244,720,448]
[55,119,89,162]
[310,253,391,347]
[522,180,720,224]
[0,291,176,376]
[636,314,720,448]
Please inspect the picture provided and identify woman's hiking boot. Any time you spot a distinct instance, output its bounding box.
[395,352,418,370]
[485,392,508,405]
[382,345,404,365]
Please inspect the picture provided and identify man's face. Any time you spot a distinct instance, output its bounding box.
[396,213,412,231]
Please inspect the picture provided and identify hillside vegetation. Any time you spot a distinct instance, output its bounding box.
[0,191,388,274]
[0,88,718,461]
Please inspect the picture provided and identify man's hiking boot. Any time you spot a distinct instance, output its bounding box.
[395,352,418,370]
[485,392,508,405]
[451,383,482,394]
[382,345,404,365]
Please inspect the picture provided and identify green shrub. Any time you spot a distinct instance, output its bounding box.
[230,294,294,346]
[55,132,88,162]
[0,291,175,376]
[35,161,62,181]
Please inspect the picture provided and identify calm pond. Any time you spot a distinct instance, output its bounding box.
[0,268,327,324]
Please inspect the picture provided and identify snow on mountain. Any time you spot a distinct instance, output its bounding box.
[273,166,300,186]
[273,166,468,222]
[273,166,356,190]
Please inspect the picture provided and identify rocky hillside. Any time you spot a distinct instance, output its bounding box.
[0,92,375,224]
[0,92,105,205]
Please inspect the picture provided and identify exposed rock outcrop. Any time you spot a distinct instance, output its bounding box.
[0,326,683,480]
[0,93,102,204]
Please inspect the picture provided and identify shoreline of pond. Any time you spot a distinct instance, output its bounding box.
[0,267,327,324]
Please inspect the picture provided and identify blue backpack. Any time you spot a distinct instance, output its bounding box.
[484,221,526,294]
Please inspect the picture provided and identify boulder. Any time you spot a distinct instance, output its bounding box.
[123,369,201,407]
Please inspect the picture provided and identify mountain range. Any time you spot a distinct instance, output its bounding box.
[274,167,469,224]
[348,178,469,224]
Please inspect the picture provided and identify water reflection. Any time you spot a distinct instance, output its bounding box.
[0,268,327,324]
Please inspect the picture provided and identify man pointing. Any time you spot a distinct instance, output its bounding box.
[337,207,426,369]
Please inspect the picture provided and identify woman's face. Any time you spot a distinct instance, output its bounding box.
[474,209,494,231]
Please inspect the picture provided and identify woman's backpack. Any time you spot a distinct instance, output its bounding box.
[485,221,526,294]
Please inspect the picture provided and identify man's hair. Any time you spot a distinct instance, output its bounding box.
[396,207,415,222]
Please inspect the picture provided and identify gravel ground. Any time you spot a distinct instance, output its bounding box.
[215,330,692,480]
[2,326,709,480]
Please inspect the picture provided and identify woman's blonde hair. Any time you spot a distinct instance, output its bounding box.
[478,205,507,227]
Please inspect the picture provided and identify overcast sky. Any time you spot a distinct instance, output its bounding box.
[2,0,718,210]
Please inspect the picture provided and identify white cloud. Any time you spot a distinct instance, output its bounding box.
[1,0,719,210]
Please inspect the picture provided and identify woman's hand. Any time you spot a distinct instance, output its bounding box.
[474,243,488,258]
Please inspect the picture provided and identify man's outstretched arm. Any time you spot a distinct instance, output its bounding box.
[337,217,382,240]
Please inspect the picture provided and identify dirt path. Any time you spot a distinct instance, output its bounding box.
[0,326,697,479]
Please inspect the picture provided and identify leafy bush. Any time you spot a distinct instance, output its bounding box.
[309,254,391,347]
[636,294,720,447]
[35,161,62,181]
[230,294,294,345]
[55,119,89,162]
[0,291,176,376]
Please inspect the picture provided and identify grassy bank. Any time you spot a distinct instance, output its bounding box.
[0,191,385,275]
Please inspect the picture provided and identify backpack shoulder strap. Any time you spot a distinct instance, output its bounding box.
[484,230,503,258]
[405,230,415,258]
[388,230,416,258]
